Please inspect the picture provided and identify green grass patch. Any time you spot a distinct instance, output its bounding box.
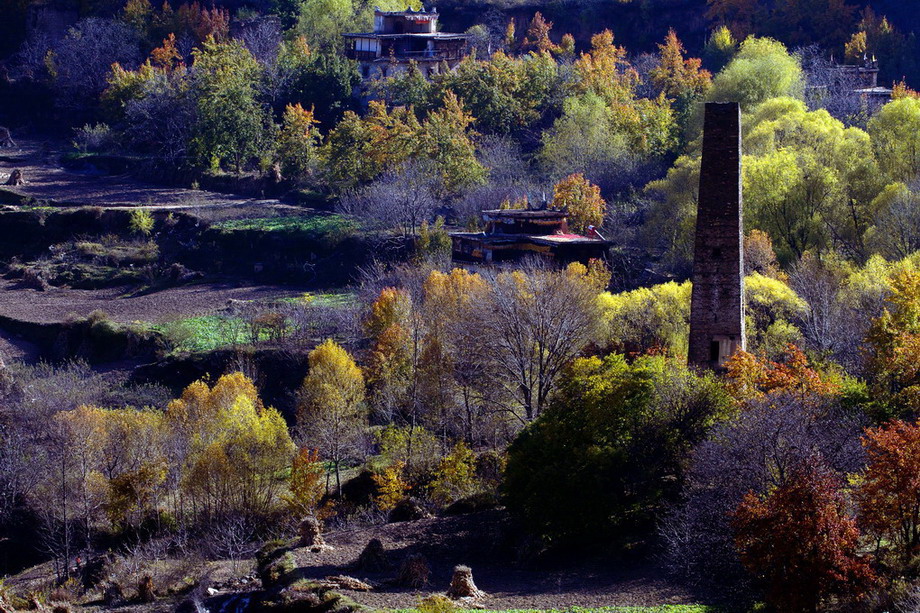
[212,214,357,236]
[151,314,256,353]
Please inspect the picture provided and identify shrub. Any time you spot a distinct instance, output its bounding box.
[129,208,155,236]
[373,462,410,512]
[418,594,457,613]
[73,123,114,153]
[429,442,479,506]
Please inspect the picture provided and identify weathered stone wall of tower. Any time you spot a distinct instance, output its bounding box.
[688,102,745,369]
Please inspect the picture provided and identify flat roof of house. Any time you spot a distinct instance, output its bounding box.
[450,232,610,246]
[481,209,567,219]
[374,9,439,16]
[343,32,469,39]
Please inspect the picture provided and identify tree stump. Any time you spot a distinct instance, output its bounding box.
[4,169,23,186]
[396,554,430,588]
[137,575,155,603]
[446,565,485,600]
[299,516,325,547]
[355,538,389,572]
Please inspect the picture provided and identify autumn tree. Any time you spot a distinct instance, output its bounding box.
[297,339,367,495]
[858,419,920,564]
[362,287,414,423]
[732,458,876,612]
[600,280,692,356]
[550,173,605,234]
[865,269,920,415]
[571,30,639,105]
[650,30,711,134]
[704,25,738,72]
[277,103,322,183]
[429,441,478,506]
[521,12,558,54]
[419,269,491,442]
[477,266,603,422]
[286,447,325,516]
[724,344,839,402]
[166,373,295,521]
[373,461,410,511]
[664,394,865,603]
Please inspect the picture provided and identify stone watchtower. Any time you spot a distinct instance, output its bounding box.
[688,102,746,369]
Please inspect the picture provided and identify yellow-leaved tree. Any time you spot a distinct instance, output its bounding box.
[297,339,366,496]
[550,173,605,234]
[166,372,294,521]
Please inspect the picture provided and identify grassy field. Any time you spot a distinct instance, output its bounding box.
[147,292,355,353]
[151,314,258,353]
[212,214,357,236]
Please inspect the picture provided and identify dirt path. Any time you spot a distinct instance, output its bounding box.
[0,139,292,212]
[0,279,305,324]
[293,512,699,609]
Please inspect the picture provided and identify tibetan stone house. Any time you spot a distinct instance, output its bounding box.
[343,8,469,80]
[688,102,746,370]
[450,208,610,265]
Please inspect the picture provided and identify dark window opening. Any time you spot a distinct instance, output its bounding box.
[710,341,720,362]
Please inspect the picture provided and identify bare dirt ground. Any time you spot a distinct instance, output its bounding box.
[287,511,698,610]
[0,278,304,324]
[0,139,300,217]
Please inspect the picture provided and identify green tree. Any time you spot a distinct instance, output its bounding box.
[191,37,269,172]
[417,91,487,194]
[707,36,804,110]
[432,50,560,135]
[504,354,730,545]
[868,97,920,184]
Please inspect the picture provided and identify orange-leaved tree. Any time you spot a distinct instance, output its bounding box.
[286,447,326,516]
[858,419,920,563]
[724,344,839,402]
[551,173,605,234]
[732,458,876,612]
[650,29,712,103]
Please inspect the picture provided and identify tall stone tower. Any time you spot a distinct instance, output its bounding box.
[688,102,745,369]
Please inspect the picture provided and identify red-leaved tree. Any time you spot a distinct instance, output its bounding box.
[732,458,876,612]
[858,419,920,562]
